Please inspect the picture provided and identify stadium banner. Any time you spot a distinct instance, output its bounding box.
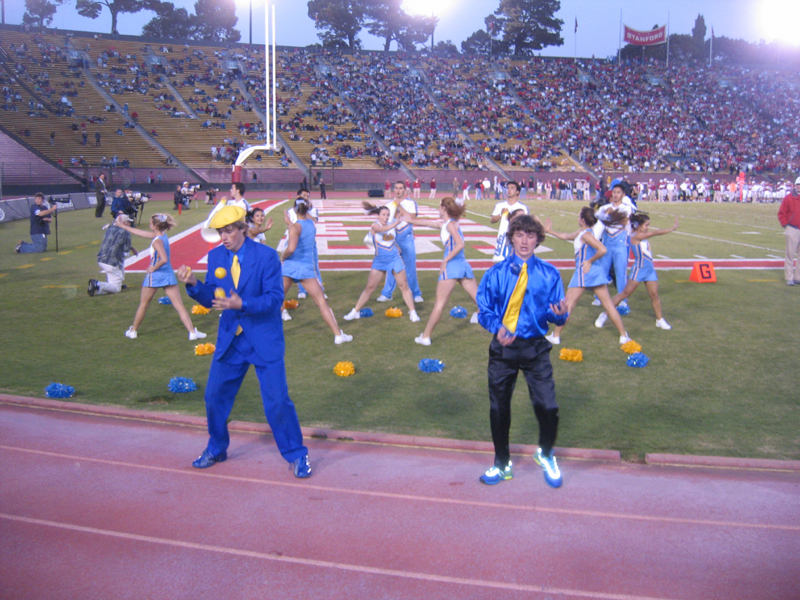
[624,25,667,46]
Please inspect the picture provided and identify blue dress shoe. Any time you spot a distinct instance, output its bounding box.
[192,448,227,469]
[292,455,312,478]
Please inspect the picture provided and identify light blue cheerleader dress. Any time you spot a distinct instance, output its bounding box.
[628,239,658,282]
[371,226,405,274]
[282,219,318,281]
[568,229,608,289]
[440,219,474,281]
[143,233,178,287]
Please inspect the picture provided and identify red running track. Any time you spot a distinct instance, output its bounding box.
[1,401,799,600]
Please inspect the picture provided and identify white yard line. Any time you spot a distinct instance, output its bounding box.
[672,230,783,253]
[643,208,780,231]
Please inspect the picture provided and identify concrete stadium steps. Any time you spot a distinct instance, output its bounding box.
[2,30,165,169]
[0,130,78,185]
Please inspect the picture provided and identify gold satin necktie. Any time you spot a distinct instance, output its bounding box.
[231,254,240,288]
[502,262,528,334]
[232,255,242,335]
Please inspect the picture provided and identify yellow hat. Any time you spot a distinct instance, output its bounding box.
[208,205,246,229]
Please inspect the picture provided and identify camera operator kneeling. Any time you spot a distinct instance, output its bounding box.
[88,216,137,296]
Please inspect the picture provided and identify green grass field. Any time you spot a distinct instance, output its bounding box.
[2,196,798,461]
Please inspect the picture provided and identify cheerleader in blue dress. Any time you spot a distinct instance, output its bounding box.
[281,200,352,345]
[343,205,419,322]
[544,207,630,345]
[398,197,480,346]
[595,213,679,331]
[247,207,273,244]
[115,213,206,340]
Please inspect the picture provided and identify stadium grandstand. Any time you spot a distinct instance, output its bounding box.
[1,24,798,194]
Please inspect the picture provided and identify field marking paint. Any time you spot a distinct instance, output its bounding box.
[0,273,7,279]
[57,251,72,255]
[0,512,676,600]
[656,255,670,259]
[694,255,709,260]
[730,255,744,259]
[16,264,34,269]
[672,230,782,253]
[747,279,779,282]
[644,209,779,231]
[3,444,798,533]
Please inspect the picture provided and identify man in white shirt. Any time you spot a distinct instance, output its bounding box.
[377,181,423,303]
[490,181,530,262]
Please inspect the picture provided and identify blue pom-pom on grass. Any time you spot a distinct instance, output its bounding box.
[617,303,631,316]
[626,352,649,368]
[168,377,198,393]
[158,296,172,305]
[418,358,445,373]
[45,383,75,398]
[359,308,374,318]
[449,306,467,318]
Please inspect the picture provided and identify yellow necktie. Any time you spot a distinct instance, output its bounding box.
[232,255,242,335]
[231,254,240,288]
[502,262,528,334]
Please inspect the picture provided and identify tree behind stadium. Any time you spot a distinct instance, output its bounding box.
[23,0,67,28]
[307,0,366,50]
[494,0,564,57]
[76,0,147,36]
[142,0,240,42]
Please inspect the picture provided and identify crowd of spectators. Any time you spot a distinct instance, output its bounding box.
[3,29,800,179]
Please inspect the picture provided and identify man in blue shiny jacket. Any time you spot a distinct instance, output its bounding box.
[477,215,568,488]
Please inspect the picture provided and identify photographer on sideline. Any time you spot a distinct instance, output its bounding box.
[88,215,137,296]
[110,189,135,221]
[16,193,56,253]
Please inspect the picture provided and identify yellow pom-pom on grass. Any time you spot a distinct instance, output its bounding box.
[194,343,216,356]
[559,348,584,362]
[333,361,355,377]
[385,307,403,318]
[215,267,227,279]
[621,340,642,354]
[214,288,227,299]
[191,304,211,315]
[283,299,299,310]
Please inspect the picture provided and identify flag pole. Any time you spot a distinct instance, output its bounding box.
[574,16,577,62]
[617,9,622,66]
[709,27,713,68]
[666,11,670,67]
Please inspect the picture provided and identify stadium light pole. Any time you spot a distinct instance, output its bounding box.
[249,0,252,45]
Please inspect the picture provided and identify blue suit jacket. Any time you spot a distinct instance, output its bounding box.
[187,237,285,365]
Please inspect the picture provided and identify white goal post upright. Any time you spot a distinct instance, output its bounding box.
[235,2,276,170]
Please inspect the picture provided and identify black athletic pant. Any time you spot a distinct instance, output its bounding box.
[488,336,559,466]
[95,193,106,218]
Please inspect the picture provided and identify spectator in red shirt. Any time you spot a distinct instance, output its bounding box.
[778,177,800,285]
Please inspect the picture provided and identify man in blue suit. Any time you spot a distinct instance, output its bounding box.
[177,205,311,478]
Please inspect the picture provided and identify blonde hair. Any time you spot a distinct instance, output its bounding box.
[440,196,466,219]
[151,213,176,232]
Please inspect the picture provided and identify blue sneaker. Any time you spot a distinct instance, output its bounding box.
[534,448,562,488]
[479,461,513,485]
[192,448,227,469]
[293,455,312,478]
